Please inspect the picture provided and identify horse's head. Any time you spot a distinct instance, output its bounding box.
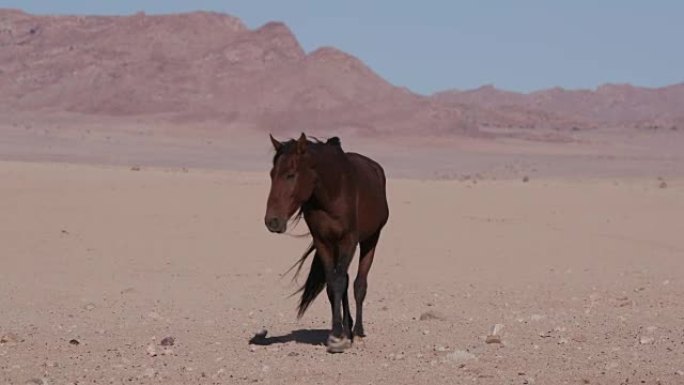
[265,133,317,233]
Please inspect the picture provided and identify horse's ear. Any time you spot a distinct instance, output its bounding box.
[296,132,307,154]
[269,134,282,151]
[326,136,341,147]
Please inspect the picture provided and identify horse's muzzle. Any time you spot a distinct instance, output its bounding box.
[265,217,286,233]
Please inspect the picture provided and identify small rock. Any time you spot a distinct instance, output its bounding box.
[444,350,476,364]
[485,323,504,344]
[0,333,21,344]
[120,287,136,295]
[571,335,587,343]
[287,352,299,357]
[249,344,257,352]
[146,344,157,357]
[147,311,161,320]
[422,329,430,335]
[68,339,80,346]
[254,328,268,338]
[558,337,569,345]
[142,367,156,378]
[434,345,448,352]
[419,311,445,321]
[675,370,684,376]
[82,303,96,311]
[485,335,502,344]
[539,331,553,338]
[522,176,530,183]
[160,336,175,346]
[131,166,141,172]
[639,336,654,345]
[25,379,46,385]
[659,181,667,189]
[530,314,545,321]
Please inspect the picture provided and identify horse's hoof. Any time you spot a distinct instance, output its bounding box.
[326,335,352,353]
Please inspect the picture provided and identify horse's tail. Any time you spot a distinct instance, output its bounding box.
[286,242,326,319]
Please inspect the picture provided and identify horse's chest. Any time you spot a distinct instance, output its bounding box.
[304,210,346,240]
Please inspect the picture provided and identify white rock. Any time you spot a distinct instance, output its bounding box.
[146,344,157,357]
[142,368,156,378]
[147,312,161,320]
[639,336,654,345]
[444,350,476,364]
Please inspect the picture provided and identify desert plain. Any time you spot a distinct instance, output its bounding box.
[1,117,683,385]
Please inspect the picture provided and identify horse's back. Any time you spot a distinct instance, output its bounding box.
[345,152,389,239]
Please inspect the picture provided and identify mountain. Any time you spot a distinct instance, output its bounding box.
[434,83,684,130]
[1,9,682,136]
[0,9,471,135]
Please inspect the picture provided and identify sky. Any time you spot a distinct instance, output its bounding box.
[2,0,683,94]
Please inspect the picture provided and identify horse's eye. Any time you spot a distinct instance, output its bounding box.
[286,173,296,180]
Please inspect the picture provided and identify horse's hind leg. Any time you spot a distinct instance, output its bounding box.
[342,273,354,339]
[353,231,380,339]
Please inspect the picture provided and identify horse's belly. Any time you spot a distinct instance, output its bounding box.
[356,193,389,240]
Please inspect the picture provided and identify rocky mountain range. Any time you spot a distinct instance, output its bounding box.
[1,9,682,135]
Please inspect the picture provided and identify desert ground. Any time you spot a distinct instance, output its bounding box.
[1,121,683,385]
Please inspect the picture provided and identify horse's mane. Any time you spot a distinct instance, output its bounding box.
[272,136,342,164]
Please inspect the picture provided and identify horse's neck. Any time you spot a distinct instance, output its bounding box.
[310,149,351,211]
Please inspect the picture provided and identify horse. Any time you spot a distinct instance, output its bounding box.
[264,133,389,353]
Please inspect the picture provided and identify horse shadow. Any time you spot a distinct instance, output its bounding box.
[248,329,328,346]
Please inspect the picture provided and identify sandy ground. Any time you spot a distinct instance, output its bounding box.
[1,157,683,384]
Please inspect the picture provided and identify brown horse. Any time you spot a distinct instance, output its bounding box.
[264,133,389,353]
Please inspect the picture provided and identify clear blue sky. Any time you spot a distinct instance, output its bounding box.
[3,0,683,94]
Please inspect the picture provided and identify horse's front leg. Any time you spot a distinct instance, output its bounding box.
[318,237,356,353]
